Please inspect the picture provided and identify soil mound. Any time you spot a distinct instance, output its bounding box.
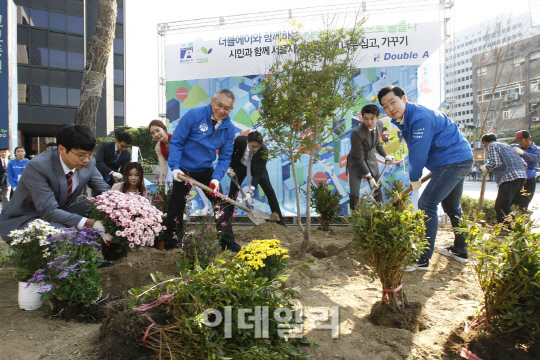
[46,297,111,323]
[246,222,293,243]
[98,299,171,360]
[368,301,425,332]
[444,322,540,360]
[98,248,182,298]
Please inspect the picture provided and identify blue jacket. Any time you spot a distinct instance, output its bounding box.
[168,104,235,181]
[517,142,540,179]
[391,102,472,181]
[7,158,30,187]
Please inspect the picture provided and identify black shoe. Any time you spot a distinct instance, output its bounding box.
[405,257,429,272]
[437,246,468,263]
[96,258,114,268]
[223,243,242,253]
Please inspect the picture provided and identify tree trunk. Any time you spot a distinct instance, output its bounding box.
[75,0,117,133]
[299,133,317,259]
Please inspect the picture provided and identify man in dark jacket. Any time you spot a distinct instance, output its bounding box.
[0,148,10,203]
[227,131,285,226]
[378,86,473,271]
[165,88,240,252]
[95,132,132,186]
[511,130,540,211]
[348,104,394,210]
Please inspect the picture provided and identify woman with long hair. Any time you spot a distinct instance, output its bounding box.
[111,162,147,197]
[148,120,172,183]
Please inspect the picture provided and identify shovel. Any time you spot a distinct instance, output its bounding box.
[228,173,253,210]
[369,162,391,199]
[384,172,434,206]
[176,174,273,225]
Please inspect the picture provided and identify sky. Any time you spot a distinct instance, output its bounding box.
[124,0,534,128]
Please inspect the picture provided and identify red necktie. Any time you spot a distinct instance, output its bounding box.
[66,171,74,203]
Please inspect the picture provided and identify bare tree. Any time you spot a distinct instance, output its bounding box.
[74,0,117,133]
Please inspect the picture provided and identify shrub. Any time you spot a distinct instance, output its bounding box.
[382,179,411,211]
[347,197,427,312]
[460,216,540,346]
[310,182,343,231]
[128,254,308,359]
[149,176,172,212]
[235,239,289,280]
[461,195,497,224]
[179,213,223,270]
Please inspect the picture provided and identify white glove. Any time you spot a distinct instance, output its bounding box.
[102,233,113,242]
[209,179,220,193]
[12,187,16,191]
[513,146,525,155]
[226,167,236,178]
[244,191,253,202]
[410,180,422,191]
[92,220,105,232]
[112,172,123,180]
[368,177,379,190]
[173,169,185,182]
[385,155,395,164]
[479,165,488,175]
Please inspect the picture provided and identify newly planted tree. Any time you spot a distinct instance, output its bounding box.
[260,16,366,259]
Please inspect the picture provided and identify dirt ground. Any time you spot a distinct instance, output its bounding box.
[0,223,488,360]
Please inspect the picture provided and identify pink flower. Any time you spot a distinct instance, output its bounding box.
[129,243,135,249]
[221,221,227,227]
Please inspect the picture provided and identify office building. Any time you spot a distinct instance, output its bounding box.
[15,0,125,156]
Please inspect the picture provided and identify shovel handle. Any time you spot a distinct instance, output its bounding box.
[176,174,252,213]
[229,174,252,209]
[385,172,433,205]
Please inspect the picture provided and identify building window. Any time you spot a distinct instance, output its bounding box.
[29,46,49,66]
[50,87,67,106]
[67,52,84,70]
[49,12,66,32]
[50,49,67,68]
[113,38,124,54]
[114,69,124,85]
[114,101,124,116]
[68,88,80,107]
[29,8,48,28]
[67,15,84,35]
[31,85,49,105]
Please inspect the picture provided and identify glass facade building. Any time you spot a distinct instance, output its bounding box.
[15,0,125,156]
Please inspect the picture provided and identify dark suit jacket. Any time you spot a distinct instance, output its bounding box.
[95,142,131,181]
[229,136,269,188]
[348,120,387,179]
[0,157,7,186]
[0,148,110,240]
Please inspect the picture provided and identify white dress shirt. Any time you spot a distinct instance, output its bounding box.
[59,155,86,229]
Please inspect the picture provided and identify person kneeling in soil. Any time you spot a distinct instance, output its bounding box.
[378,86,473,271]
[480,133,527,230]
[0,125,113,254]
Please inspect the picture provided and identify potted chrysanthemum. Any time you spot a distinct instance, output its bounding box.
[9,219,63,310]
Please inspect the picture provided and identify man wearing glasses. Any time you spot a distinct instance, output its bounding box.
[0,125,111,243]
[96,131,132,186]
[165,88,241,252]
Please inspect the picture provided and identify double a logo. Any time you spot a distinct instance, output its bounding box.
[180,42,194,64]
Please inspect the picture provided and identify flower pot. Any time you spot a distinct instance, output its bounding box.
[18,281,44,310]
[155,241,166,250]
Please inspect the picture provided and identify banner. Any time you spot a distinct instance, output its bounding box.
[0,0,17,150]
[161,19,444,217]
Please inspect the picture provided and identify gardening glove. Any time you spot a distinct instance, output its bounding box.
[479,165,488,175]
[172,169,185,182]
[208,179,220,195]
[112,172,123,181]
[226,167,236,178]
[92,220,105,232]
[513,146,525,155]
[384,155,395,164]
[244,191,253,203]
[368,177,379,190]
[102,233,113,242]
[410,180,422,191]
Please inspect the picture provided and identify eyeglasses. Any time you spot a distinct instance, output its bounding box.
[70,151,94,160]
[214,101,233,113]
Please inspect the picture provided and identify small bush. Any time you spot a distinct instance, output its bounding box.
[460,216,540,346]
[461,195,497,224]
[311,182,343,231]
[128,254,308,359]
[347,196,427,312]
[235,239,289,280]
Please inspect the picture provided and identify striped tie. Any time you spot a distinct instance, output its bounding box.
[66,171,74,203]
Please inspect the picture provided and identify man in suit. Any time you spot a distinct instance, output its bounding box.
[96,131,132,186]
[0,125,111,243]
[0,147,10,203]
[226,131,286,226]
[348,104,394,210]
